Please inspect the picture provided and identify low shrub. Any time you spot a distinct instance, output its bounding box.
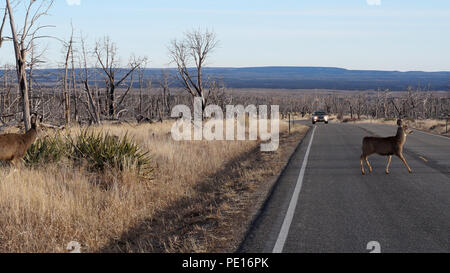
[25,130,152,178]
[68,130,152,178]
[25,134,69,166]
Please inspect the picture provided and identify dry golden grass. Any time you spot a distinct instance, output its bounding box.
[339,117,449,136]
[0,166,153,252]
[0,120,308,253]
[405,119,448,135]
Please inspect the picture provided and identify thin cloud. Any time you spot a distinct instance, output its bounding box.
[367,0,381,6]
[66,0,81,6]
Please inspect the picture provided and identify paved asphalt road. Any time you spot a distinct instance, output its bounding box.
[239,122,450,253]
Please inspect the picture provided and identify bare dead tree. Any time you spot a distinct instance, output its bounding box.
[391,98,402,118]
[143,77,153,119]
[0,6,8,48]
[137,65,144,116]
[169,29,219,115]
[70,36,78,123]
[62,24,74,126]
[160,69,172,117]
[27,41,47,112]
[79,33,100,124]
[5,0,54,131]
[382,89,390,118]
[0,64,15,124]
[94,36,146,118]
[206,78,229,110]
[115,68,135,113]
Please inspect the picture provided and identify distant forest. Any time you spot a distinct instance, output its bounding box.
[2,66,448,91]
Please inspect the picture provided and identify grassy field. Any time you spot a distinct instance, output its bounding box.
[0,120,308,253]
[335,117,449,136]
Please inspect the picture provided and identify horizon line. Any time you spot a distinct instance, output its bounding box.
[1,65,448,73]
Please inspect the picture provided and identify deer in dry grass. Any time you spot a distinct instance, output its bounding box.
[0,114,40,168]
[361,119,413,175]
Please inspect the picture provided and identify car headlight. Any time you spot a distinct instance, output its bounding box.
[324,116,329,121]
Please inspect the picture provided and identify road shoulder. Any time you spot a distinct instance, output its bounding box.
[239,125,315,253]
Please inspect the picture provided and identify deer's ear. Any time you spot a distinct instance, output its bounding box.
[397,119,403,126]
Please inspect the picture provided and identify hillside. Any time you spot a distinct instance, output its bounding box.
[198,67,450,91]
[1,66,449,91]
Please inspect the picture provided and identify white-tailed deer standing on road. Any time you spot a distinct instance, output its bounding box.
[0,114,39,168]
[361,119,413,175]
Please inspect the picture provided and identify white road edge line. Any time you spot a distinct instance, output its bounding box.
[273,126,317,254]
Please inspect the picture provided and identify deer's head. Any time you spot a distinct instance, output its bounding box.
[397,119,413,136]
[30,113,42,130]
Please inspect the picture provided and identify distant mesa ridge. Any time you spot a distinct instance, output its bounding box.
[197,66,450,91]
[0,66,448,91]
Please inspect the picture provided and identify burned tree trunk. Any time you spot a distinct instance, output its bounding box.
[5,0,53,131]
[6,0,31,130]
[63,35,73,126]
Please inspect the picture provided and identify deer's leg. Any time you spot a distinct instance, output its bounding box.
[398,153,412,173]
[11,158,23,171]
[386,155,392,174]
[360,155,366,175]
[9,159,18,173]
[365,156,373,173]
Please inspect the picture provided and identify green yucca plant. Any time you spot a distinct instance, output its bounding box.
[25,133,70,166]
[68,130,153,178]
[24,129,152,178]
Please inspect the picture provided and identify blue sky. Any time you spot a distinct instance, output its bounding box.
[1,0,450,71]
